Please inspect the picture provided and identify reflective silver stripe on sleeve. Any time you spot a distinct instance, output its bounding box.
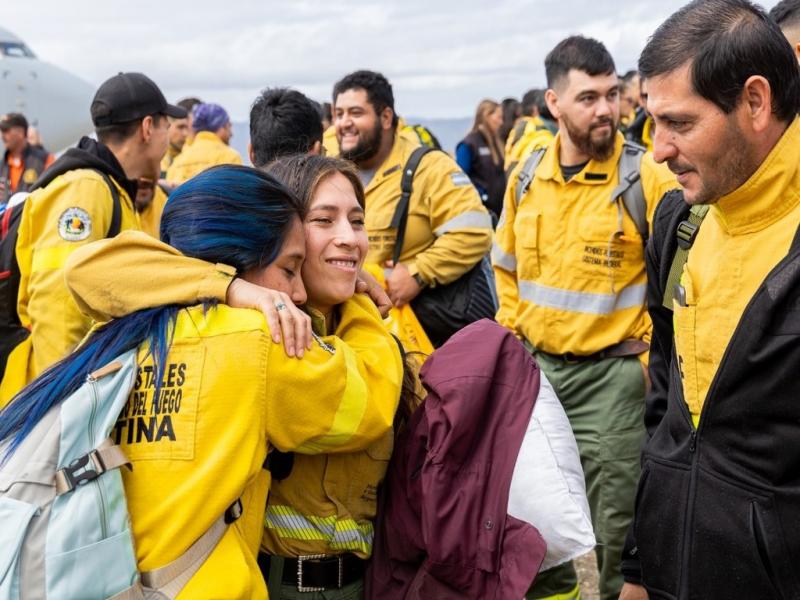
[517,281,647,315]
[491,243,517,272]
[434,210,493,236]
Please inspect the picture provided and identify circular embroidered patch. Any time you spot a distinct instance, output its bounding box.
[22,168,38,184]
[58,207,92,241]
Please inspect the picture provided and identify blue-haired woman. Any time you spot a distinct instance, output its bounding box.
[0,165,403,599]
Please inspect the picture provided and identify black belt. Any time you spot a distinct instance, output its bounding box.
[537,339,649,363]
[257,552,366,592]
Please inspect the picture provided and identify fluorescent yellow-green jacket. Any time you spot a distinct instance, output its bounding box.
[676,118,800,426]
[504,116,555,172]
[493,132,676,357]
[365,125,493,286]
[0,170,140,406]
[118,296,401,599]
[165,131,242,184]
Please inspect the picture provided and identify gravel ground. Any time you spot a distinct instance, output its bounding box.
[575,551,600,600]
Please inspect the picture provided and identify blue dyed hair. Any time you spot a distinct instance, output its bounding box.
[0,165,303,459]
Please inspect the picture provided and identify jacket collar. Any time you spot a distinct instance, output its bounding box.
[536,131,625,186]
[711,117,800,235]
[193,131,223,145]
[31,136,137,200]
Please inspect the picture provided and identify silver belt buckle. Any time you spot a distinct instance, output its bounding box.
[297,554,328,593]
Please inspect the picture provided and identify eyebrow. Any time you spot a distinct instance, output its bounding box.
[309,204,364,214]
[574,84,619,98]
[654,111,694,122]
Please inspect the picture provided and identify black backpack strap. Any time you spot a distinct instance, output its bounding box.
[661,204,709,310]
[95,171,123,238]
[389,146,436,264]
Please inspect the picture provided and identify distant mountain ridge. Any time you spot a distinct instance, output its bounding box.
[230,117,471,165]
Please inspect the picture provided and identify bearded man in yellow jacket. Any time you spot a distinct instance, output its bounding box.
[493,37,676,600]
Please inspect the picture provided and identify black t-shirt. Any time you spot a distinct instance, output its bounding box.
[560,161,588,182]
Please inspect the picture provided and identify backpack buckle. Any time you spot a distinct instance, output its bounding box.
[224,498,243,524]
[56,452,101,494]
[676,219,700,250]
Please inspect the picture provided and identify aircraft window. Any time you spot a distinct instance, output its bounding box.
[0,42,36,58]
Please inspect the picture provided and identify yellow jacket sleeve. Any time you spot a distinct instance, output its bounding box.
[64,231,234,322]
[411,151,493,286]
[492,161,522,332]
[264,294,402,454]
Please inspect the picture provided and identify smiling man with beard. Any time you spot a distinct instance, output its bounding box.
[331,70,493,331]
[492,36,676,600]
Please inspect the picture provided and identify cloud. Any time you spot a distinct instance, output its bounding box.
[3,0,783,119]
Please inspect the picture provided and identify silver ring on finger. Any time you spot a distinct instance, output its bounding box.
[275,302,287,312]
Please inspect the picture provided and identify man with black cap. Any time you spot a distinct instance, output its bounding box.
[0,112,54,203]
[0,72,185,403]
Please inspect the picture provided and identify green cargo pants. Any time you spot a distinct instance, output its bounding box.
[526,351,646,600]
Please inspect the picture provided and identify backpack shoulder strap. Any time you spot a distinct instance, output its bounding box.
[511,119,528,146]
[514,147,546,208]
[389,146,436,264]
[135,499,243,597]
[94,171,123,238]
[612,141,648,243]
[661,204,710,310]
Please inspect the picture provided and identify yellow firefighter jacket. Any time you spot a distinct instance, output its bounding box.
[160,144,182,176]
[138,185,168,239]
[262,305,395,559]
[365,125,493,286]
[0,170,140,406]
[118,296,401,599]
[676,118,800,426]
[504,116,555,172]
[63,231,405,561]
[493,132,676,357]
[165,131,242,184]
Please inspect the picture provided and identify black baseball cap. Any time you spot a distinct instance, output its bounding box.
[0,113,28,131]
[90,72,187,127]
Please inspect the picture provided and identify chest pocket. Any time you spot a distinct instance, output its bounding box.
[575,212,644,282]
[117,344,205,461]
[323,430,394,522]
[514,211,541,279]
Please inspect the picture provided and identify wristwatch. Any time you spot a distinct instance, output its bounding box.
[413,272,428,289]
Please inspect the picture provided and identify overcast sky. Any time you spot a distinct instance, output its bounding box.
[3,0,784,120]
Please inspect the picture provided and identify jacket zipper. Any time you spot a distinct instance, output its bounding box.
[87,378,108,539]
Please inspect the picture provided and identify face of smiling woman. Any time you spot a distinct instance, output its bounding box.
[301,171,368,316]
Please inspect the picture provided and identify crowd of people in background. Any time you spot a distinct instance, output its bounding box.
[3,0,800,599]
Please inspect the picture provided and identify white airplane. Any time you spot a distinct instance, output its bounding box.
[1,26,94,153]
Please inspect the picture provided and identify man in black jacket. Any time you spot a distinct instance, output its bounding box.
[619,1,800,599]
